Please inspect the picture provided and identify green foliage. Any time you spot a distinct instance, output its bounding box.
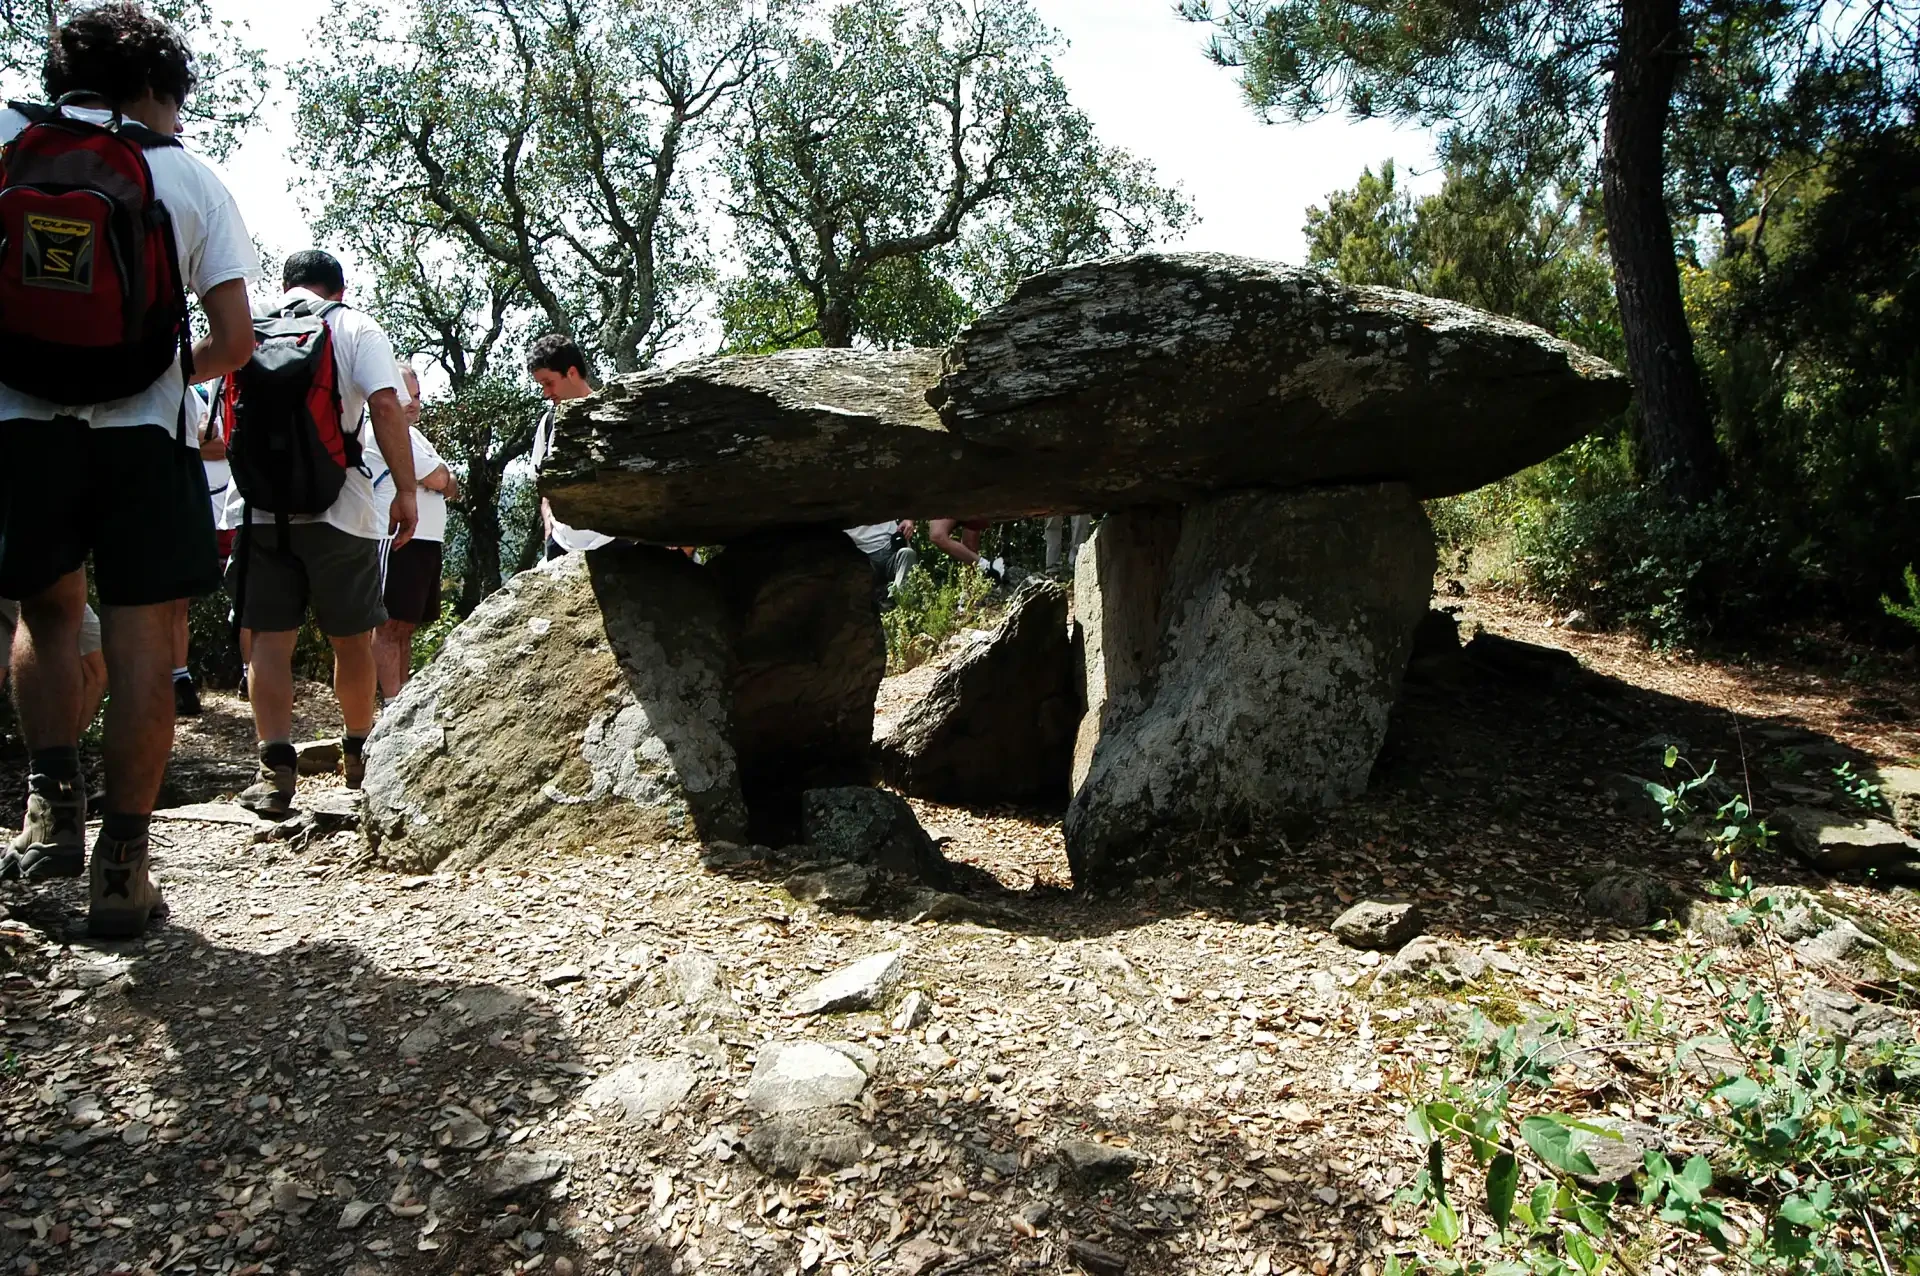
[726,0,1190,348]
[1884,566,1920,634]
[717,257,975,354]
[1305,146,1620,360]
[410,601,462,672]
[1510,470,1796,649]
[1830,762,1887,816]
[299,0,757,375]
[1393,867,1920,1276]
[1643,745,1775,856]
[880,563,993,674]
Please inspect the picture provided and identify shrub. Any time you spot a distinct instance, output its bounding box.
[881,563,993,673]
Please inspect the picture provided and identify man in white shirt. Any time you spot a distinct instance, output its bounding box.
[233,250,417,816]
[846,520,918,609]
[0,5,257,937]
[372,367,459,700]
[525,334,615,556]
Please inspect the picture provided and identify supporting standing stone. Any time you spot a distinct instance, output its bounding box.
[878,578,1078,802]
[362,549,748,871]
[711,529,885,840]
[1067,485,1434,881]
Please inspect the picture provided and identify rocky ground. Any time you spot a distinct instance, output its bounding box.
[2,590,1917,1276]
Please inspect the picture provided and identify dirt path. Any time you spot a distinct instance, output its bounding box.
[1,592,1916,1276]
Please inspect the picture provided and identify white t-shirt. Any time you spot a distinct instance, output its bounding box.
[532,403,614,553]
[846,523,900,555]
[0,105,257,435]
[238,288,408,541]
[187,387,231,520]
[372,426,451,543]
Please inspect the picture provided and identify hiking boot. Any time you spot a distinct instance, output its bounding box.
[87,829,169,939]
[236,763,296,819]
[174,676,202,717]
[1,776,86,881]
[342,751,365,790]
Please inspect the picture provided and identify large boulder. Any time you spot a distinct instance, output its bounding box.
[544,254,1627,543]
[877,578,1078,802]
[1067,485,1435,881]
[711,529,885,839]
[362,549,748,871]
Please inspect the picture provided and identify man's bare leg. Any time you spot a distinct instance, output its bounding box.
[246,629,298,744]
[11,570,86,752]
[98,603,179,816]
[372,619,416,701]
[3,572,91,876]
[78,651,107,737]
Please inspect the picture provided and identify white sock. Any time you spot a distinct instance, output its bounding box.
[172,667,191,682]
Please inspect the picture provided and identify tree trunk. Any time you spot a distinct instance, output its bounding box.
[818,294,855,348]
[1602,0,1720,503]
[458,456,507,616]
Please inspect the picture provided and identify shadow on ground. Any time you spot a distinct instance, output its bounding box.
[828,634,1918,950]
[0,905,603,1275]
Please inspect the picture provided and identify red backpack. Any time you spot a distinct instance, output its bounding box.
[223,298,361,521]
[0,97,191,405]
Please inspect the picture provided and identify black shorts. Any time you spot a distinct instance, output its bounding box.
[382,537,443,625]
[232,522,386,636]
[0,417,219,606]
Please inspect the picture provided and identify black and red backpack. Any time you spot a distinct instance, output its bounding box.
[222,298,363,522]
[0,95,191,405]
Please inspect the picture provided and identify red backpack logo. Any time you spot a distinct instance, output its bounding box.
[0,97,191,404]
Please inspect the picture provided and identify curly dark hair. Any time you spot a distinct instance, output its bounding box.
[43,4,197,108]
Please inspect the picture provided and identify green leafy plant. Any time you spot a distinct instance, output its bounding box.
[1881,564,1920,633]
[1643,745,1775,857]
[1391,865,1920,1276]
[880,564,994,673]
[1830,761,1888,816]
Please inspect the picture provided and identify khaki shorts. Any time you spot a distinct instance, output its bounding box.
[230,522,387,637]
[0,597,102,656]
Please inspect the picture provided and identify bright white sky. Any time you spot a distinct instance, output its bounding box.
[210,0,1437,358]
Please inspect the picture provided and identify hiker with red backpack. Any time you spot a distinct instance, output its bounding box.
[0,5,258,937]
[225,250,417,818]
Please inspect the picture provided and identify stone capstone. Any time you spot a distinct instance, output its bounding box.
[545,254,1627,543]
[711,530,885,840]
[747,1041,871,1115]
[361,549,747,872]
[1332,901,1424,950]
[877,578,1077,802]
[801,787,951,886]
[1066,485,1435,879]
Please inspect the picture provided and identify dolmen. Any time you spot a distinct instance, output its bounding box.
[363,253,1627,883]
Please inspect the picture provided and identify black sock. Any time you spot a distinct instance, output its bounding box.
[102,812,150,842]
[343,735,366,758]
[261,741,297,772]
[28,746,80,785]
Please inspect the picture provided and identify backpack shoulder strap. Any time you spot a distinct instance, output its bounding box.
[117,120,182,150]
[8,101,56,126]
